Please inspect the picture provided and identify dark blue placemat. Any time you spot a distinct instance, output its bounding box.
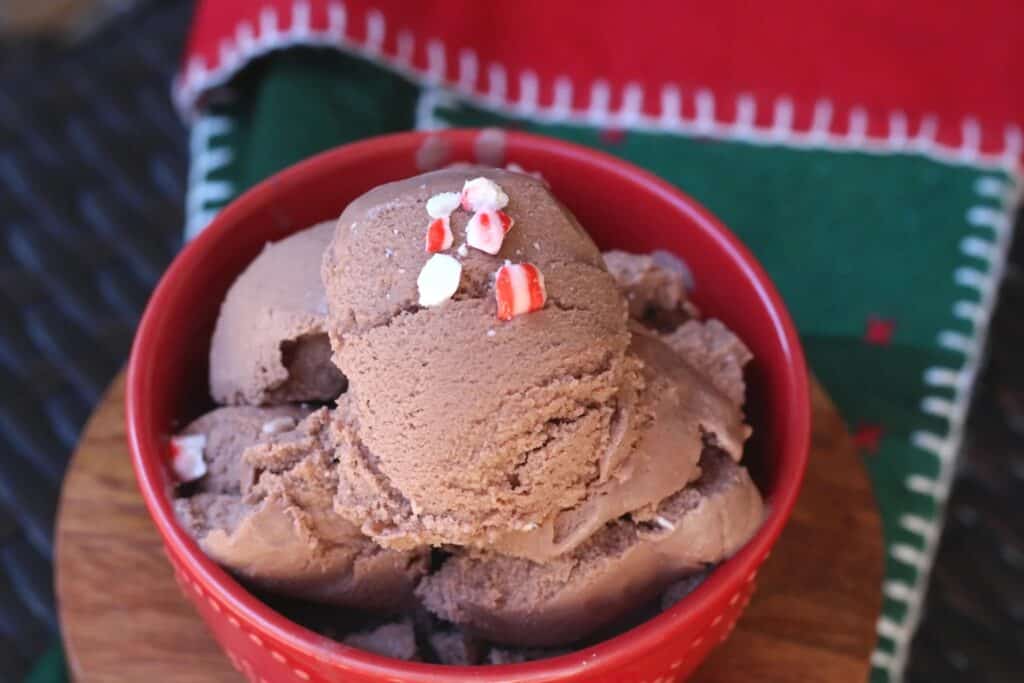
[905,228,1024,683]
[0,1,190,679]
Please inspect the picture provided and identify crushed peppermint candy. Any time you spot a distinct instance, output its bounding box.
[262,416,298,434]
[423,177,515,255]
[461,177,509,212]
[417,254,462,306]
[424,191,461,253]
[654,515,676,531]
[426,191,461,218]
[425,216,453,253]
[466,209,513,255]
[495,262,547,321]
[421,178,516,274]
[170,434,207,482]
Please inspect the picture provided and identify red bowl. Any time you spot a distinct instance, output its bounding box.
[127,129,809,682]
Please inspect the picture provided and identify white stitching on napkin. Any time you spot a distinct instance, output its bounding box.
[877,172,1018,681]
[184,114,235,240]
[170,1,1022,173]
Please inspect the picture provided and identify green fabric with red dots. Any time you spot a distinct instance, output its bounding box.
[188,49,1015,683]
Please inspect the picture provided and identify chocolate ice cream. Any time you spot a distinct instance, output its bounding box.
[661,319,753,406]
[485,329,748,562]
[343,620,419,661]
[428,629,486,666]
[603,249,698,330]
[324,167,635,549]
[174,407,428,611]
[172,404,308,495]
[173,166,765,660]
[416,449,762,646]
[209,221,346,405]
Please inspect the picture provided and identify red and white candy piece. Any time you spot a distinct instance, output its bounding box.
[466,209,514,255]
[461,177,509,212]
[425,217,453,252]
[424,191,460,253]
[170,434,207,482]
[495,262,547,321]
[417,253,462,306]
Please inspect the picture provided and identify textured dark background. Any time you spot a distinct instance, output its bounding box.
[0,1,189,679]
[0,1,1020,681]
[905,227,1024,682]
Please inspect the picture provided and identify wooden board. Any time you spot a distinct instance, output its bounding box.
[56,372,882,682]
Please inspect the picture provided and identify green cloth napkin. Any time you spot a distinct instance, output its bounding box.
[185,49,1017,683]
[23,643,65,683]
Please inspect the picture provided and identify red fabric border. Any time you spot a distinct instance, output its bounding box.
[176,0,1024,168]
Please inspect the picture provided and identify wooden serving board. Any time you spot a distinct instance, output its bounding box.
[56,372,882,682]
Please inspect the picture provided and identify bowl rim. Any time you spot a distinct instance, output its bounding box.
[127,128,810,680]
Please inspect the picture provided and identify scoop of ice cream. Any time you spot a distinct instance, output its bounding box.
[428,630,486,666]
[174,408,428,611]
[484,329,749,561]
[605,250,751,408]
[416,449,763,647]
[661,319,753,408]
[175,405,309,494]
[603,249,698,330]
[325,167,608,334]
[210,220,346,405]
[343,621,419,661]
[323,167,634,548]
